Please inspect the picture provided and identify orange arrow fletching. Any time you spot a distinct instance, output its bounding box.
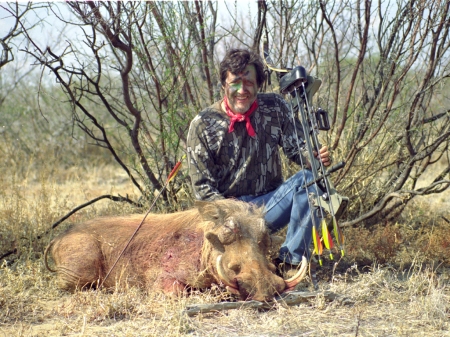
[312,226,323,255]
[166,155,186,184]
[327,231,334,249]
[328,233,334,260]
[166,161,182,183]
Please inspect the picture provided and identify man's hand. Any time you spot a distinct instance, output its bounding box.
[315,146,332,167]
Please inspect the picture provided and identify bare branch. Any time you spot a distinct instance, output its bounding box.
[342,180,450,227]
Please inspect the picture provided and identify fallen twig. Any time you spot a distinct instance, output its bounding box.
[0,248,17,262]
[183,290,340,316]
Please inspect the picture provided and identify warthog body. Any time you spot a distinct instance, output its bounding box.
[45,199,306,301]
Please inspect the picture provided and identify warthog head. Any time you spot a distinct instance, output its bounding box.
[197,200,306,302]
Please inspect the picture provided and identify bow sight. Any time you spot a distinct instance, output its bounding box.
[262,47,349,267]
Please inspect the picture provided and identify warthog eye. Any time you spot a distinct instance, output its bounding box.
[228,262,241,274]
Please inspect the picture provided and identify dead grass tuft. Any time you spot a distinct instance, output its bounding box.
[343,192,450,269]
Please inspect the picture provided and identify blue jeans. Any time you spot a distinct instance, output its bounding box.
[238,170,318,265]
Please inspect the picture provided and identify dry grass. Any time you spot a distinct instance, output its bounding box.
[1,259,449,336]
[1,152,450,336]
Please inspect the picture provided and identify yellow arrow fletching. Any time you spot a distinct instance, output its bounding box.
[332,217,345,257]
[332,217,343,244]
[312,226,323,255]
[321,220,331,249]
[322,220,334,260]
[312,226,319,254]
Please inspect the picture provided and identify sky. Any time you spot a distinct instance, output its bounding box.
[0,1,259,43]
[0,1,259,75]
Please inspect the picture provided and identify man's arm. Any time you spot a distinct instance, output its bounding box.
[186,116,225,201]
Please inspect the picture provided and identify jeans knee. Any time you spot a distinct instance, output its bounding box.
[290,170,315,193]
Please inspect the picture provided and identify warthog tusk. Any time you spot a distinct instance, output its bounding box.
[216,255,238,292]
[283,256,308,290]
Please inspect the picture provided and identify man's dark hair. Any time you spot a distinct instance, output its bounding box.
[219,49,266,88]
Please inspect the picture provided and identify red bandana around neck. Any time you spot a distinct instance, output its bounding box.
[223,96,258,137]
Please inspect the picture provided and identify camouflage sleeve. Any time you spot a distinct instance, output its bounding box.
[276,95,309,167]
[186,115,225,201]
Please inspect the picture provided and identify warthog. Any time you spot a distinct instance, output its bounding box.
[45,199,307,301]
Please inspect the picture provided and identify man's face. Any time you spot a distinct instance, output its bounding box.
[223,65,258,114]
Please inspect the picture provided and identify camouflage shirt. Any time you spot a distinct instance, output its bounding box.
[187,93,306,201]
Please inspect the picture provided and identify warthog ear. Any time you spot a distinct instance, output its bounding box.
[205,232,225,253]
[195,200,227,225]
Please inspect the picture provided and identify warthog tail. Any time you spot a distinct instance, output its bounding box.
[44,240,57,273]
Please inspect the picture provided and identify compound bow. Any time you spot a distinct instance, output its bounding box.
[262,41,349,270]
